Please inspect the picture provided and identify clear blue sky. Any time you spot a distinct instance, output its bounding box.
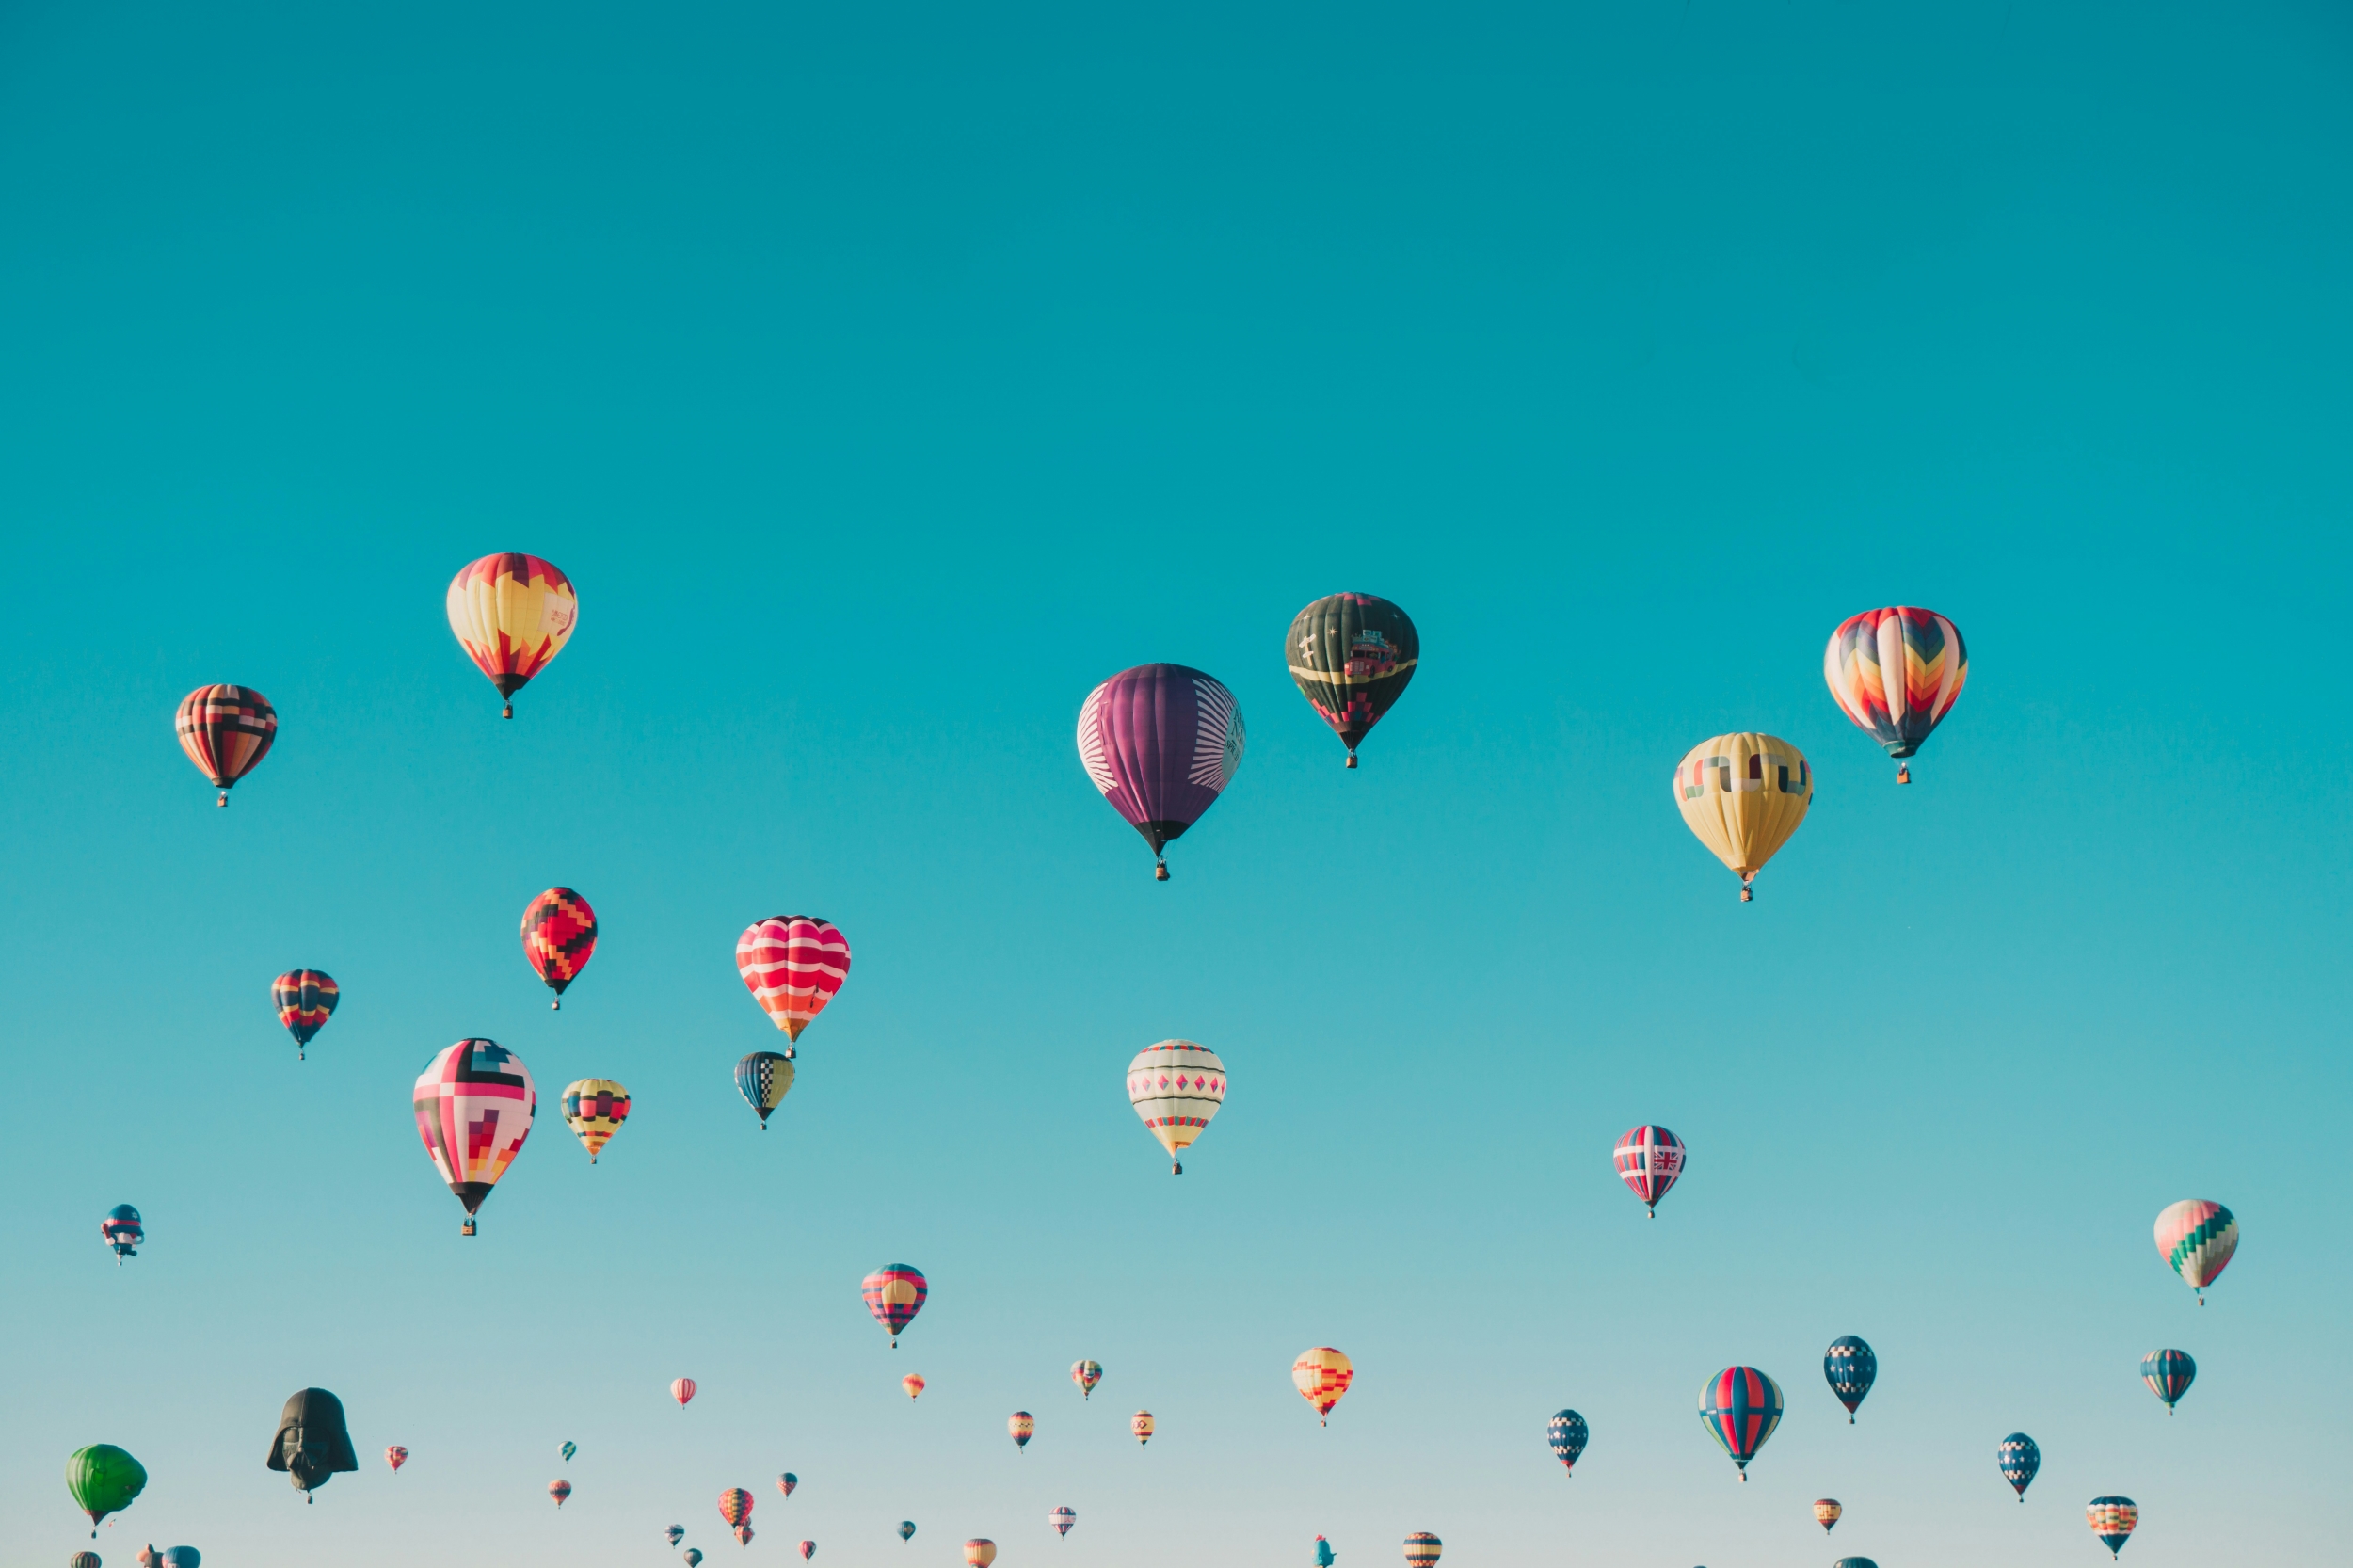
[1,2,2347,1565]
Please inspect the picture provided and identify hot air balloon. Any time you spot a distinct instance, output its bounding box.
[899,1523,917,1543]
[903,1375,926,1400]
[267,1389,358,1502]
[672,1378,698,1407]
[1814,1499,1842,1532]
[736,1051,795,1130]
[686,1552,704,1567]
[561,1079,630,1163]
[964,1541,996,1568]
[445,553,577,718]
[560,1442,576,1464]
[735,1526,755,1548]
[175,685,276,806]
[2089,1496,2138,1559]
[102,1204,143,1264]
[159,1551,200,1568]
[1010,1412,1033,1450]
[778,1474,797,1498]
[1545,1410,1587,1475]
[1401,1533,1441,1568]
[862,1265,928,1346]
[1076,664,1245,878]
[413,1040,534,1236]
[385,1447,408,1473]
[550,1480,573,1509]
[1673,732,1812,900]
[1128,1040,1225,1175]
[1312,1538,1335,1567]
[2154,1200,2236,1304]
[1286,594,1420,767]
[1999,1432,2040,1499]
[2141,1349,2195,1413]
[1825,607,1968,783]
[1071,1360,1102,1399]
[801,1543,817,1560]
[1131,1411,1154,1446]
[68,1445,147,1536]
[520,888,597,1009]
[720,1490,754,1533]
[71,1554,101,1568]
[1698,1367,1783,1480]
[1612,1126,1684,1216]
[668,1527,686,1547]
[1049,1510,1075,1539]
[1292,1348,1353,1426]
[1824,1336,1876,1422]
[1832,1560,1878,1568]
[735,918,852,1052]
[271,970,338,1059]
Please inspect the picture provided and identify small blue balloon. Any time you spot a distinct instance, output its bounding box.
[1999,1432,2041,1499]
[1824,1336,1877,1422]
[1546,1410,1589,1472]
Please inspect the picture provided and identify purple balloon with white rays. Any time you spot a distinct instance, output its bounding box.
[1076,664,1245,879]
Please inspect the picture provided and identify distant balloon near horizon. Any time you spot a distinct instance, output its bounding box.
[684,1551,704,1567]
[1813,1499,1842,1532]
[102,1204,143,1264]
[902,1374,926,1400]
[963,1540,997,1568]
[1999,1432,2040,1499]
[1401,1532,1441,1568]
[175,684,276,806]
[735,917,852,1049]
[1131,1411,1154,1446]
[2141,1349,2196,1413]
[863,1265,929,1346]
[668,1527,686,1547]
[1312,1537,1334,1568]
[1071,1360,1102,1399]
[561,1079,630,1163]
[1128,1040,1225,1175]
[671,1378,697,1407]
[1673,733,1812,901]
[270,970,338,1060]
[1831,1559,1879,1568]
[1546,1410,1588,1475]
[1050,1508,1076,1538]
[777,1474,797,1498]
[548,1480,572,1508]
[412,1040,534,1236]
[801,1541,817,1560]
[1824,1336,1877,1422]
[1009,1411,1033,1449]
[384,1447,407,1473]
[2089,1496,2138,1559]
[1285,592,1420,767]
[1698,1367,1783,1479]
[70,1553,101,1568]
[2154,1200,2237,1303]
[159,1550,200,1568]
[445,552,577,718]
[1291,1348,1353,1426]
[521,888,598,1009]
[559,1441,576,1464]
[1076,664,1245,879]
[898,1522,917,1543]
[736,1051,795,1130]
[1612,1126,1685,1216]
[1824,606,1969,783]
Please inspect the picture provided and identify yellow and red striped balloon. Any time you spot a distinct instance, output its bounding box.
[1291,1348,1353,1426]
[445,553,577,717]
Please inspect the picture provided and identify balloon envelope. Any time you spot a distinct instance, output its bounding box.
[802,1543,817,1560]
[102,1204,143,1262]
[1010,1411,1033,1448]
[160,1552,199,1568]
[1612,1126,1684,1215]
[1401,1533,1441,1568]
[778,1474,798,1497]
[1824,1336,1877,1420]
[1050,1509,1076,1538]
[1131,1411,1154,1445]
[736,918,852,1045]
[1814,1499,1842,1531]
[267,1388,359,1496]
[736,1051,796,1128]
[68,1445,147,1533]
[1285,593,1420,763]
[668,1527,686,1546]
[686,1552,704,1566]
[1999,1432,2040,1498]
[550,1480,572,1507]
[559,1442,576,1464]
[1128,1041,1225,1174]
[1071,1360,1102,1399]
[1823,606,1968,772]
[2089,1496,2138,1558]
[1673,733,1811,898]
[903,1375,926,1400]
[561,1079,630,1162]
[271,970,338,1057]
[175,684,276,802]
[2154,1200,2236,1299]
[1546,1410,1588,1473]
[2141,1349,2196,1410]
[413,1041,535,1227]
[862,1265,929,1344]
[1076,664,1244,875]
[385,1447,408,1473]
[521,888,598,1006]
[720,1489,754,1528]
[964,1541,997,1568]
[1291,1348,1353,1424]
[899,1523,917,1542]
[672,1378,697,1407]
[1698,1367,1783,1476]
[445,553,577,713]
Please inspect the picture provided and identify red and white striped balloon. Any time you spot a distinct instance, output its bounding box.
[671,1377,697,1407]
[736,918,852,1048]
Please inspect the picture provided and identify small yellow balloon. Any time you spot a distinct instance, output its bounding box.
[1673,733,1813,900]
[902,1374,925,1400]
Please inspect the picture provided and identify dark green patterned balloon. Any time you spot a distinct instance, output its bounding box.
[1285,594,1419,766]
[67,1444,146,1536]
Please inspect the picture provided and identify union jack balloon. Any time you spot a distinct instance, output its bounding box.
[2153,1200,2236,1304]
[1698,1366,1783,1480]
[736,918,851,1052]
[862,1265,928,1346]
[1049,1509,1075,1538]
[521,888,597,1009]
[1546,1409,1587,1475]
[2140,1349,2195,1413]
[1998,1432,2040,1499]
[1076,664,1244,879]
[271,969,338,1060]
[1612,1126,1685,1217]
[1823,606,1968,783]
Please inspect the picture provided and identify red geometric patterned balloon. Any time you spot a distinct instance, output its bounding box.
[175,684,276,805]
[272,969,339,1060]
[720,1488,755,1528]
[736,917,851,1048]
[522,888,598,1009]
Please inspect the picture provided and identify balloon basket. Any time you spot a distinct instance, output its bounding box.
[1154,861,1168,881]
[1897,763,1911,784]
[216,791,229,807]
[502,702,513,718]
[461,1218,477,1237]
[1345,753,1357,769]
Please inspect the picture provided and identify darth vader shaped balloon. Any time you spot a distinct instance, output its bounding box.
[265,1388,359,1500]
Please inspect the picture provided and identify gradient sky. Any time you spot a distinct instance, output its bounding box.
[2,2,2348,1565]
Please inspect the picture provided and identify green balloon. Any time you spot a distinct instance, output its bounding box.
[67,1445,147,1536]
